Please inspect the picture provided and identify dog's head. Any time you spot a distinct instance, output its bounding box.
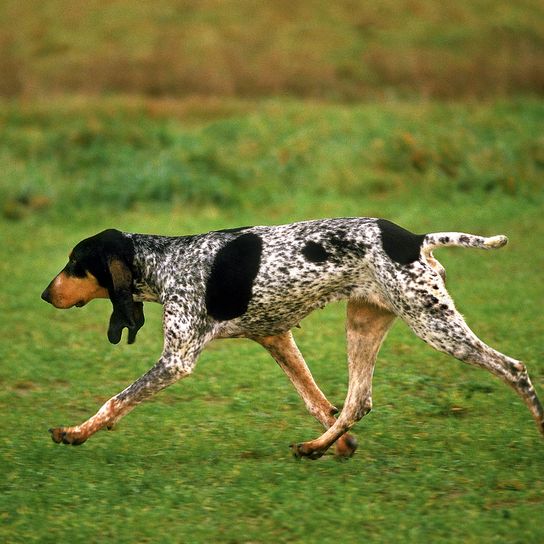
[41,229,145,344]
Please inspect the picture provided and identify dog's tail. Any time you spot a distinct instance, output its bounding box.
[422,232,508,257]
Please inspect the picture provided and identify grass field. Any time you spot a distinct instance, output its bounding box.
[1,98,543,543]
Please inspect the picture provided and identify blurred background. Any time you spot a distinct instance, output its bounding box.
[1,0,543,220]
[1,0,543,99]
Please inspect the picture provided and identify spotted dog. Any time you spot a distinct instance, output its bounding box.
[41,218,544,458]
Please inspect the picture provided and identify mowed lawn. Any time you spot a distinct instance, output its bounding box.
[1,100,543,542]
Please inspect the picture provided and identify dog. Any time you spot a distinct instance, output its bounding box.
[41,218,544,458]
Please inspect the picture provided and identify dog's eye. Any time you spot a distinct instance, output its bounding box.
[66,259,86,277]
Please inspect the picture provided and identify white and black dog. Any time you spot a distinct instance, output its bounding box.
[42,218,544,458]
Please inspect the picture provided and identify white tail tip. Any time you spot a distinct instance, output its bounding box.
[484,235,508,248]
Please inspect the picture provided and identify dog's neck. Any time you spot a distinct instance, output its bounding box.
[127,233,195,304]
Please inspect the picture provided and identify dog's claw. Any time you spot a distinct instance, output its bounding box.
[290,442,325,460]
[49,427,63,443]
[335,433,358,459]
[290,444,302,460]
[49,427,86,446]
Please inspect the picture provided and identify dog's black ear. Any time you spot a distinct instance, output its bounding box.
[107,258,145,344]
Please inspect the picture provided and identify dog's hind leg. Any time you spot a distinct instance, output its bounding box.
[291,300,396,459]
[399,297,544,438]
[373,253,544,438]
[254,331,358,458]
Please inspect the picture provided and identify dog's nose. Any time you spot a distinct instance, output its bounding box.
[41,287,52,303]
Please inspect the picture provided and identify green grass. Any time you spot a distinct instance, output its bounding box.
[1,98,543,543]
[1,97,543,220]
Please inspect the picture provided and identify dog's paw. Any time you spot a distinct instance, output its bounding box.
[334,433,358,459]
[290,442,325,460]
[49,427,87,446]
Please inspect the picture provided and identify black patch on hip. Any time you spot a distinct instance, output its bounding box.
[377,219,425,265]
[302,241,329,263]
[205,233,263,320]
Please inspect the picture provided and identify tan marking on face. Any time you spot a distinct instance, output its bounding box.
[48,270,109,309]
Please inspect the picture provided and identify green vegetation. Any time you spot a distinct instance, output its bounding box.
[1,98,543,542]
[1,97,543,220]
[1,0,543,99]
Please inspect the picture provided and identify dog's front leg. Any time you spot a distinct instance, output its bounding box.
[50,304,207,445]
[49,354,194,445]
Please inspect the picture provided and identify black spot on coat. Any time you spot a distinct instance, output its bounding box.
[302,241,329,263]
[377,219,425,265]
[205,233,263,320]
[328,234,366,259]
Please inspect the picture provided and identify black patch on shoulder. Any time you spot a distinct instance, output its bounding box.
[377,219,425,265]
[214,225,253,234]
[205,233,263,320]
[302,241,329,263]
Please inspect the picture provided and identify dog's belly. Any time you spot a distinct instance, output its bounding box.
[214,269,380,338]
[241,293,348,337]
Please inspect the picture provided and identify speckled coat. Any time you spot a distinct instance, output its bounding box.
[42,217,544,456]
